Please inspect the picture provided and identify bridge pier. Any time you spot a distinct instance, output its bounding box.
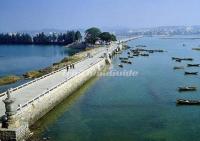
[0,89,30,141]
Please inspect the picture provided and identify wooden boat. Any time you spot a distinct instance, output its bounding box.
[128,56,134,58]
[181,58,193,61]
[175,59,181,62]
[121,60,132,64]
[172,57,193,61]
[121,60,127,63]
[132,54,139,56]
[136,45,147,47]
[177,99,200,105]
[154,49,164,52]
[140,54,149,56]
[127,61,132,64]
[131,50,139,52]
[192,48,200,51]
[172,57,180,60]
[187,64,200,67]
[148,50,154,53]
[184,72,198,75]
[119,57,129,60]
[118,64,123,68]
[173,66,184,70]
[178,86,197,92]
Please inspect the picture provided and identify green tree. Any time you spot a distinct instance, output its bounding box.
[63,31,76,44]
[110,34,117,41]
[85,27,101,44]
[99,32,112,42]
[33,32,49,44]
[0,33,32,44]
[99,32,117,42]
[75,31,82,41]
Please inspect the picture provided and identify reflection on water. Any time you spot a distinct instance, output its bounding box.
[29,76,101,141]
[0,45,80,77]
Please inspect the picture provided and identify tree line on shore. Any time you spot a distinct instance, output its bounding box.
[0,27,116,45]
[0,31,82,45]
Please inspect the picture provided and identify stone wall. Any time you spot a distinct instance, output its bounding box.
[17,58,106,126]
[0,40,131,140]
[0,58,107,141]
[0,123,29,141]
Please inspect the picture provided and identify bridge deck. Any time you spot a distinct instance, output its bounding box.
[0,37,140,118]
[0,46,107,118]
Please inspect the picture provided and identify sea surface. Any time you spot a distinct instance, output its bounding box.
[0,45,81,92]
[3,36,200,141]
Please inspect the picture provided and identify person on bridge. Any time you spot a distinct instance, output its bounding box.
[66,65,69,71]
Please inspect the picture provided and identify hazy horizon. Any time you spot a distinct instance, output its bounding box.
[1,0,200,32]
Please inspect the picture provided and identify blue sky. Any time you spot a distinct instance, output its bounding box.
[0,0,200,32]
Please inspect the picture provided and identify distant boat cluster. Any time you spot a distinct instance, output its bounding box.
[116,44,164,69]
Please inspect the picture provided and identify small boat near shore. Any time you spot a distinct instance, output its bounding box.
[154,49,164,52]
[128,56,134,58]
[148,50,154,53]
[119,57,129,60]
[172,57,180,60]
[118,64,123,68]
[178,86,197,92]
[184,72,198,75]
[173,66,184,70]
[192,48,200,51]
[172,57,193,61]
[121,60,132,64]
[140,53,149,56]
[136,45,147,47]
[176,99,200,105]
[181,58,193,61]
[187,64,200,67]
[175,59,182,62]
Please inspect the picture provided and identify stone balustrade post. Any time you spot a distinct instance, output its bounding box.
[2,88,19,129]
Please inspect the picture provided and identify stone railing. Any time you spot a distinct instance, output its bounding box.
[0,60,81,98]
[15,44,121,113]
[16,57,105,113]
[0,48,107,97]
[0,43,119,98]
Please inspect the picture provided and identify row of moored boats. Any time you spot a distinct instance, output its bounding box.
[118,45,165,67]
[172,56,200,105]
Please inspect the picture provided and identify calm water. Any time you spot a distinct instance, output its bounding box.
[0,45,80,92]
[21,36,200,141]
